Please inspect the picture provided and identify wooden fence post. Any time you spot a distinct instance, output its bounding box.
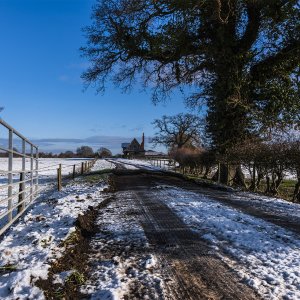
[57,167,62,191]
[18,172,25,213]
[226,162,230,185]
[73,164,76,179]
[81,162,84,175]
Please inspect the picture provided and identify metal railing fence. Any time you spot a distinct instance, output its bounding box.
[0,119,39,236]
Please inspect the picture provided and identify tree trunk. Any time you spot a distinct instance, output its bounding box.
[203,166,211,179]
[212,164,245,186]
[256,171,264,190]
[270,173,277,194]
[275,172,283,191]
[293,180,300,202]
[293,172,300,202]
[212,163,233,184]
[249,164,256,191]
[265,176,271,193]
[268,172,283,195]
[233,165,247,188]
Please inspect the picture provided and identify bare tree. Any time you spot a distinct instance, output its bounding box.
[76,146,94,158]
[152,114,203,150]
[97,147,112,158]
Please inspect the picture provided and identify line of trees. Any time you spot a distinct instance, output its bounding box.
[150,112,300,201]
[38,146,112,158]
[169,138,300,202]
[0,146,114,158]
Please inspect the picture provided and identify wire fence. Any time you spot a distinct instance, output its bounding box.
[141,156,177,170]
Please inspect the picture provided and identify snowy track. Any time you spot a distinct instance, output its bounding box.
[113,172,259,299]
[111,170,300,300]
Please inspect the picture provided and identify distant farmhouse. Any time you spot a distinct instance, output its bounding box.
[122,133,145,157]
[121,133,166,157]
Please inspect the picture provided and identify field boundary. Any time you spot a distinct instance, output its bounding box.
[0,119,39,235]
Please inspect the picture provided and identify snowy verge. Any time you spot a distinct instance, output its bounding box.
[154,185,300,300]
[234,191,300,220]
[0,179,108,300]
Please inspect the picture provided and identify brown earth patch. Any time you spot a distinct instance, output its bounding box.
[36,195,114,300]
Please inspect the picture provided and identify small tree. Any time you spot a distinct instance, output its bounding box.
[76,146,94,158]
[97,147,112,158]
[152,114,203,150]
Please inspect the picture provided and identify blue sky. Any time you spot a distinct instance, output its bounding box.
[0,0,191,154]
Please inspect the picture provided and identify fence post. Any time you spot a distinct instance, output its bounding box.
[57,167,62,191]
[226,162,229,185]
[35,148,39,193]
[81,162,84,175]
[8,129,13,222]
[218,162,221,184]
[18,172,25,213]
[20,139,26,211]
[253,163,256,189]
[30,145,34,203]
[73,164,76,179]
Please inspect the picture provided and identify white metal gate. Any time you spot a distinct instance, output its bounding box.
[0,119,38,235]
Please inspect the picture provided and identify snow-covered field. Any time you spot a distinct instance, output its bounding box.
[0,158,93,177]
[153,185,300,299]
[0,159,113,299]
[0,158,95,224]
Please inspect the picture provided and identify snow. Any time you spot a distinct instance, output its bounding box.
[52,270,73,285]
[234,191,300,220]
[0,159,163,299]
[110,158,173,171]
[0,158,95,214]
[0,160,110,299]
[81,191,165,299]
[0,157,299,298]
[91,159,115,171]
[152,184,300,300]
